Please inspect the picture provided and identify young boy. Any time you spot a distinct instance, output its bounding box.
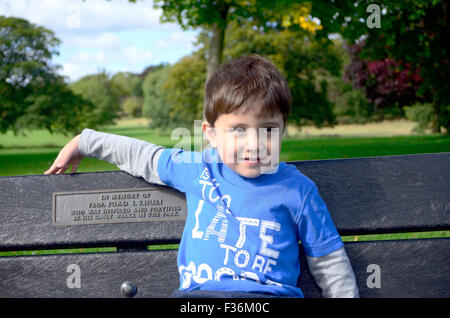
[45,54,358,298]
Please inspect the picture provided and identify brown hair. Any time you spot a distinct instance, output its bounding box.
[204,54,291,128]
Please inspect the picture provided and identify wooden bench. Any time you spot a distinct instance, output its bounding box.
[0,152,448,298]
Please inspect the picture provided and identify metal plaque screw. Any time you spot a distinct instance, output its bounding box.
[120,281,137,298]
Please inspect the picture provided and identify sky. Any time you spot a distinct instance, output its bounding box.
[0,0,200,82]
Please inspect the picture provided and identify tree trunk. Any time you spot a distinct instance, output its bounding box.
[206,22,227,80]
[431,101,441,133]
[206,3,229,80]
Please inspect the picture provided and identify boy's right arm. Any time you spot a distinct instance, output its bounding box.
[45,128,166,186]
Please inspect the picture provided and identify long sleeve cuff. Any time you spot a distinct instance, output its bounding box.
[306,246,359,298]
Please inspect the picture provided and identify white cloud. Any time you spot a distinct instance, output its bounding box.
[70,51,107,64]
[122,46,155,64]
[74,33,124,49]
[78,0,163,31]
[155,31,196,49]
[59,45,157,81]
[1,0,166,33]
[61,62,89,82]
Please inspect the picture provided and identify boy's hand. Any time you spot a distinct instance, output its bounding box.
[45,134,84,175]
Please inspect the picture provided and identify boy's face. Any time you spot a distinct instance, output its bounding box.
[202,106,284,178]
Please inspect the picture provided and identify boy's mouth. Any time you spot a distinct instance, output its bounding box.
[242,157,260,165]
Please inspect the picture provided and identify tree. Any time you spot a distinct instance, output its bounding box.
[121,96,143,118]
[111,71,143,99]
[142,54,207,130]
[143,20,343,130]
[163,52,207,127]
[0,16,91,135]
[146,0,350,128]
[142,18,344,130]
[310,0,449,132]
[344,42,426,117]
[21,77,94,134]
[70,72,121,128]
[221,21,343,127]
[111,71,144,117]
[142,64,172,129]
[147,0,323,79]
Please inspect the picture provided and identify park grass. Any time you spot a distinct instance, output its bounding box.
[0,119,449,256]
[1,133,449,176]
[0,129,450,176]
[1,119,449,176]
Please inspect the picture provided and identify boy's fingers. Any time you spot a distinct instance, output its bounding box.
[45,162,59,175]
[56,162,69,175]
[45,160,68,175]
[44,135,81,175]
[71,163,79,174]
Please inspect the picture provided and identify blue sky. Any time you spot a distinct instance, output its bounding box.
[0,0,200,82]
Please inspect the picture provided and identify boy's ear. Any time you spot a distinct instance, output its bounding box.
[202,121,217,148]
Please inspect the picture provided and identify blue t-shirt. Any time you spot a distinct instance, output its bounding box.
[158,147,343,297]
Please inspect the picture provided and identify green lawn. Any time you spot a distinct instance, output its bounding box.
[281,134,450,161]
[1,124,449,177]
[0,125,176,176]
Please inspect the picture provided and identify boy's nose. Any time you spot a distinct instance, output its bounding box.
[244,128,259,152]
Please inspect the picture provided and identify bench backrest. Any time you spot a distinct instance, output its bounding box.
[0,152,449,297]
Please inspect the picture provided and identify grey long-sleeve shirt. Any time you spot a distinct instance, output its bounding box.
[78,128,359,298]
[79,128,166,186]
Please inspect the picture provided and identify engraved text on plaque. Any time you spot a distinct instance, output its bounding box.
[52,188,187,226]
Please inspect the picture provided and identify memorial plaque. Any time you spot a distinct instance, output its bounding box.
[52,188,187,226]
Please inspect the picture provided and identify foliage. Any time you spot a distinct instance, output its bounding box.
[144,20,345,130]
[344,42,426,118]
[404,103,433,133]
[110,72,144,117]
[19,78,94,134]
[163,52,207,128]
[151,0,322,32]
[121,96,143,118]
[0,16,91,135]
[149,0,326,78]
[6,1,448,134]
[329,79,372,124]
[69,72,121,128]
[111,72,143,99]
[141,64,172,129]
[313,0,449,132]
[142,53,207,130]
[221,21,344,127]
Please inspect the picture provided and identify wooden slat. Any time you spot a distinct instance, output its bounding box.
[0,249,179,298]
[299,238,450,298]
[1,238,448,298]
[0,153,448,250]
[0,172,186,251]
[294,152,450,235]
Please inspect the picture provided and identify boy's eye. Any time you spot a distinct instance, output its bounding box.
[232,127,246,135]
[264,127,278,134]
